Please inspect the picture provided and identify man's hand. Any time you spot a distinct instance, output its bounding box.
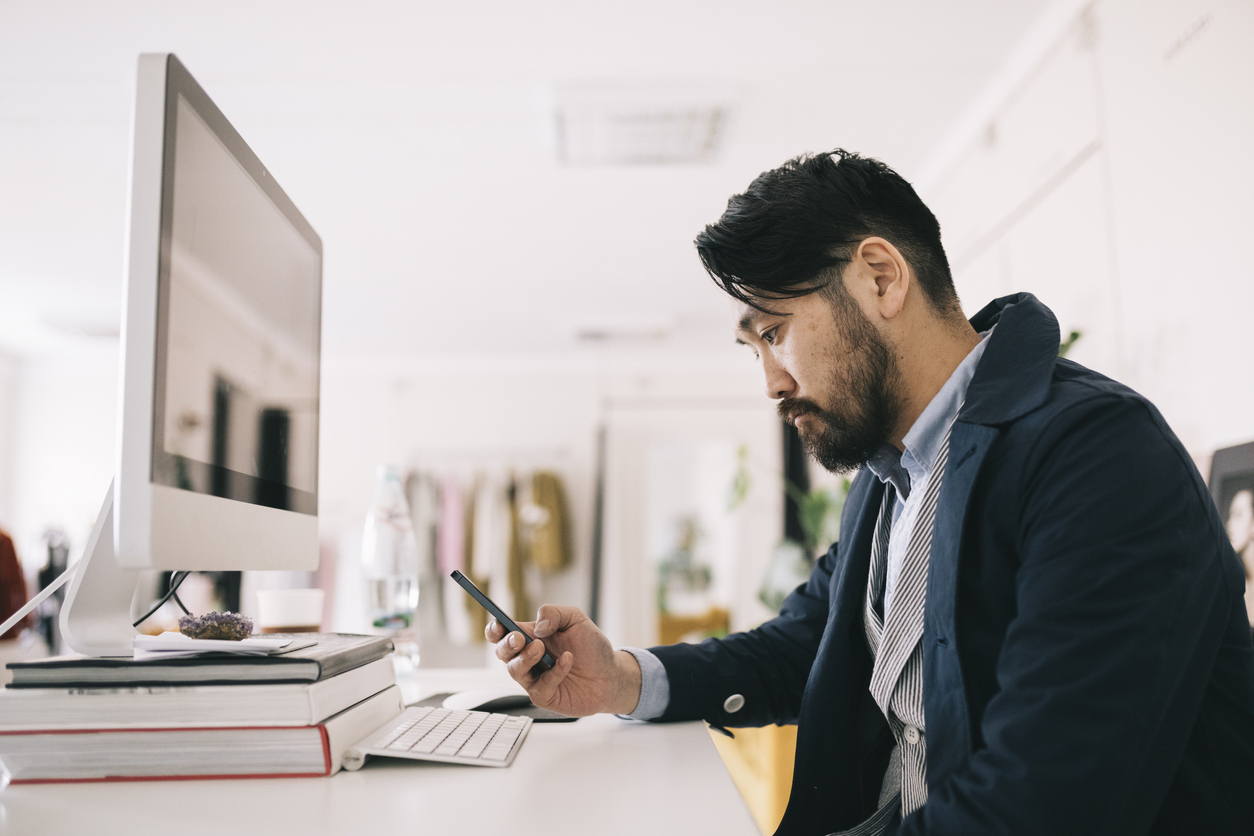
[486,604,642,717]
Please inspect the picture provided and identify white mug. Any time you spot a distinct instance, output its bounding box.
[255,588,325,634]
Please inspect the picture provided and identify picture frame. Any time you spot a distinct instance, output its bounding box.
[1209,442,1254,520]
[1209,441,1254,585]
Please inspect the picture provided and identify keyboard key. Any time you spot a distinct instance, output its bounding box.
[494,728,522,746]
[415,733,453,752]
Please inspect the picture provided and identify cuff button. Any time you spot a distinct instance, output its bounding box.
[723,694,745,713]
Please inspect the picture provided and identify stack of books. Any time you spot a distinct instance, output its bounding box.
[0,633,404,783]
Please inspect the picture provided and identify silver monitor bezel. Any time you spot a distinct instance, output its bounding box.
[115,53,321,571]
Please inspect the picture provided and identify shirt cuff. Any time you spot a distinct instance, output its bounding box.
[615,646,670,721]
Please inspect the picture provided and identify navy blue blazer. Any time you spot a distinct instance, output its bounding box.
[650,294,1254,835]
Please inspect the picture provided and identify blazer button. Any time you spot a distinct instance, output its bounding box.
[723,694,745,713]
[904,725,921,745]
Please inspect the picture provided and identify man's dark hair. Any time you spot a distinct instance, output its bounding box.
[695,149,962,318]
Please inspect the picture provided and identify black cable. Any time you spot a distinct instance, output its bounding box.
[132,571,191,628]
[171,589,191,616]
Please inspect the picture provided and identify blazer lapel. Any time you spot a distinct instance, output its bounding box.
[823,471,887,644]
[922,420,998,781]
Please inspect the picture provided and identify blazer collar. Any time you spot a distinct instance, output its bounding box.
[959,293,1060,426]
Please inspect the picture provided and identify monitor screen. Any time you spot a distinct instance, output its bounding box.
[149,68,321,516]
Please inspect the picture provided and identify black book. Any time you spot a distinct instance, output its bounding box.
[5,633,394,689]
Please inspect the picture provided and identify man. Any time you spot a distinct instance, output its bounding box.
[488,150,1254,834]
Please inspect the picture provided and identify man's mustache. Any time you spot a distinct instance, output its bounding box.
[777,397,822,424]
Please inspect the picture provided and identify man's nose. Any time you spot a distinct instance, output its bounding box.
[761,352,796,400]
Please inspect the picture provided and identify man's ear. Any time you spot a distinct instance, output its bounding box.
[854,237,910,320]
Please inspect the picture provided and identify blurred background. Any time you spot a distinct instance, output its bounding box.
[4,0,1253,651]
[3,1,1251,828]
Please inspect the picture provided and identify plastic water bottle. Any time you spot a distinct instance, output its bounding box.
[362,465,420,671]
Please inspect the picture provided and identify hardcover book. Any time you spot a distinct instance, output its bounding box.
[0,657,396,729]
[5,633,393,688]
[0,685,405,783]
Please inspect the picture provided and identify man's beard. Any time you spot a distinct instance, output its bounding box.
[777,298,903,473]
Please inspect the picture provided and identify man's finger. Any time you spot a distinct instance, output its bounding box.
[504,637,546,684]
[529,651,574,708]
[533,604,585,638]
[485,617,504,643]
[494,631,528,664]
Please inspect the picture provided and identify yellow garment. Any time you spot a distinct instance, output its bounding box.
[527,471,571,573]
[508,480,529,621]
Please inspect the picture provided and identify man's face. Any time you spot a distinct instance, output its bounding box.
[1227,490,1254,553]
[736,285,904,473]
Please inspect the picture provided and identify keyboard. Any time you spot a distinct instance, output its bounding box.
[342,705,534,770]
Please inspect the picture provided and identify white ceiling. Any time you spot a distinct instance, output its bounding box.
[0,0,1050,363]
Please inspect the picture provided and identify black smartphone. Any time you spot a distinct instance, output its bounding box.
[450,570,557,676]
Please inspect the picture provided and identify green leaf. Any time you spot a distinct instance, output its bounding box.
[1058,330,1082,358]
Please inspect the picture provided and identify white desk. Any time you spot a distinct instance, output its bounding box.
[0,669,760,836]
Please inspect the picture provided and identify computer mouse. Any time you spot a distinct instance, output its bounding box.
[473,693,538,713]
[441,687,578,721]
[442,687,533,712]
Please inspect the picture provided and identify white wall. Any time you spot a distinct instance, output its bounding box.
[0,349,18,532]
[4,347,119,571]
[918,0,1254,468]
[601,396,782,646]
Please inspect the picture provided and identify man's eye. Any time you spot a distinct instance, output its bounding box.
[762,327,779,345]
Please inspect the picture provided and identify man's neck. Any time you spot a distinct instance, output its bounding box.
[888,320,983,451]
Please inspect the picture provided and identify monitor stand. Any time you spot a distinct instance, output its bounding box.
[0,482,139,656]
[58,482,141,656]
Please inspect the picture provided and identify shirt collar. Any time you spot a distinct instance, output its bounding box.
[866,444,911,499]
[866,328,992,497]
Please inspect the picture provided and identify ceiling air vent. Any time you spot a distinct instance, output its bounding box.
[554,84,734,166]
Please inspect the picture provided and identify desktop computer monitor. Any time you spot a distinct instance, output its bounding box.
[116,53,322,573]
[52,53,322,655]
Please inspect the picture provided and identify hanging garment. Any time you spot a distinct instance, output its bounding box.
[525,471,572,574]
[507,478,530,623]
[438,475,472,645]
[485,473,518,626]
[437,476,466,575]
[468,472,509,642]
[461,475,485,641]
[406,471,445,641]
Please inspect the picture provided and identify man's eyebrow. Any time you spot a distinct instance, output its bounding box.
[736,309,763,335]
